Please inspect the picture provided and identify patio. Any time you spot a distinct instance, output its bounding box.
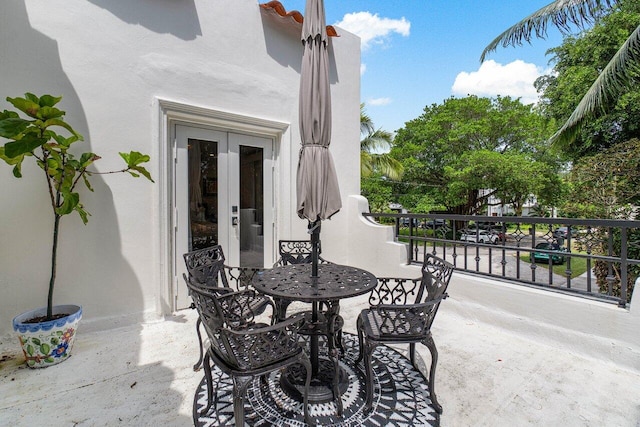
[2,273,639,426]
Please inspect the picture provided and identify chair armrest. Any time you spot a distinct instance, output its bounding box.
[371,294,448,337]
[217,289,275,327]
[223,265,264,291]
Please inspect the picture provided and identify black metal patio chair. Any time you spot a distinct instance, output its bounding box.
[274,239,329,267]
[355,254,454,414]
[186,279,314,426]
[183,245,272,370]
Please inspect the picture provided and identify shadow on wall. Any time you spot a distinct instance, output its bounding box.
[87,0,201,40]
[0,3,144,341]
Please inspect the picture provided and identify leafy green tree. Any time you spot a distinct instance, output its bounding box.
[361,173,393,213]
[391,95,559,215]
[360,104,403,181]
[564,138,640,218]
[482,0,640,147]
[443,150,564,216]
[534,0,640,159]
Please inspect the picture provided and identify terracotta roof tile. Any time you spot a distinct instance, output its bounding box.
[260,1,338,37]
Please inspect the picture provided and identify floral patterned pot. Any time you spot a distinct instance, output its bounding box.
[12,305,82,368]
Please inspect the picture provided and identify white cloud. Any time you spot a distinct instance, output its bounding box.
[336,12,410,50]
[368,97,392,106]
[452,60,549,104]
[361,63,367,76]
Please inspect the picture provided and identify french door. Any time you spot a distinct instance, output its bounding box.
[174,125,274,309]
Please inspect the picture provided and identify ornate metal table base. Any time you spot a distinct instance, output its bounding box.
[279,359,349,404]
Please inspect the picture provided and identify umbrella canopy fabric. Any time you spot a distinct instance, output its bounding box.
[296,0,341,222]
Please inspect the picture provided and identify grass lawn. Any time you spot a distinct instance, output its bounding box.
[518,253,588,279]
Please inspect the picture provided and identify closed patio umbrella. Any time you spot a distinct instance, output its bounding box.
[296,0,341,277]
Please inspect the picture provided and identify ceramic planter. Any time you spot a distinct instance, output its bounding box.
[12,304,82,368]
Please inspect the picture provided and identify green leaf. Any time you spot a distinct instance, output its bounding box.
[4,135,47,158]
[6,96,40,118]
[26,344,34,356]
[0,147,26,176]
[0,117,30,138]
[0,110,19,120]
[38,94,62,108]
[79,152,99,168]
[45,357,55,363]
[24,93,39,104]
[75,205,90,224]
[39,106,65,120]
[82,173,94,192]
[55,191,80,216]
[32,338,41,346]
[40,343,50,355]
[43,118,81,139]
[120,151,154,182]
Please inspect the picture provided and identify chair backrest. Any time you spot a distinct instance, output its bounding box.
[418,254,455,302]
[277,240,318,265]
[183,245,230,289]
[416,254,454,331]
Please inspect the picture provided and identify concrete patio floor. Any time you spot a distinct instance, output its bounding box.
[2,280,640,426]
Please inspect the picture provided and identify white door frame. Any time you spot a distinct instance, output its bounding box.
[157,98,289,312]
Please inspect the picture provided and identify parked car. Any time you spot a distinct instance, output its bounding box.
[530,242,568,264]
[492,229,506,242]
[422,219,446,229]
[459,230,499,244]
[553,226,576,239]
[400,218,420,227]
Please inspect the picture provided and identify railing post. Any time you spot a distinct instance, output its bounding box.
[620,226,628,307]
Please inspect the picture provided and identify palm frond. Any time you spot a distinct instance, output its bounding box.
[361,128,394,153]
[551,24,640,145]
[481,0,616,62]
[360,103,375,135]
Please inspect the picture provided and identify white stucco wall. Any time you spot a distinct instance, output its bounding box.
[0,0,361,335]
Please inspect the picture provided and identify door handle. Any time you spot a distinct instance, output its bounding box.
[232,216,238,226]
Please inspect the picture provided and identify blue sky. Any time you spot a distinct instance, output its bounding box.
[276,1,567,134]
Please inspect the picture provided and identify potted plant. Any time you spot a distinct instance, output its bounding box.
[0,93,153,367]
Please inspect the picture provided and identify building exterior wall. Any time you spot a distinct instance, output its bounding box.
[0,0,361,335]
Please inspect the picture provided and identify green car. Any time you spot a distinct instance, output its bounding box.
[530,242,568,265]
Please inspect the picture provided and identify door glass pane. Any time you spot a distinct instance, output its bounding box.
[239,145,263,267]
[189,139,218,250]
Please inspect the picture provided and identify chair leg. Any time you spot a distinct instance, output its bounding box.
[193,318,204,371]
[424,335,443,414]
[355,316,365,364]
[363,340,376,414]
[326,311,343,416]
[300,356,316,426]
[200,353,214,416]
[232,376,252,427]
[329,347,343,416]
[409,342,417,370]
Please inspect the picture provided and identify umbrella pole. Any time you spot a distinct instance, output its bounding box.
[308,219,321,277]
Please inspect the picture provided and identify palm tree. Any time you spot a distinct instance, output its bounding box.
[360,103,403,180]
[481,0,640,144]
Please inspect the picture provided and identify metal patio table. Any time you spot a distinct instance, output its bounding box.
[253,263,377,411]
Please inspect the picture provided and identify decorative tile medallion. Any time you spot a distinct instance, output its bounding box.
[193,333,439,426]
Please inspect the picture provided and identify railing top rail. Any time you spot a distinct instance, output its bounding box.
[363,212,640,228]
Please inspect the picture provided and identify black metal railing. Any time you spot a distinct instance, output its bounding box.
[362,213,640,308]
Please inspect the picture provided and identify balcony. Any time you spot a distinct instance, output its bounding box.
[364,213,640,307]
[1,271,639,425]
